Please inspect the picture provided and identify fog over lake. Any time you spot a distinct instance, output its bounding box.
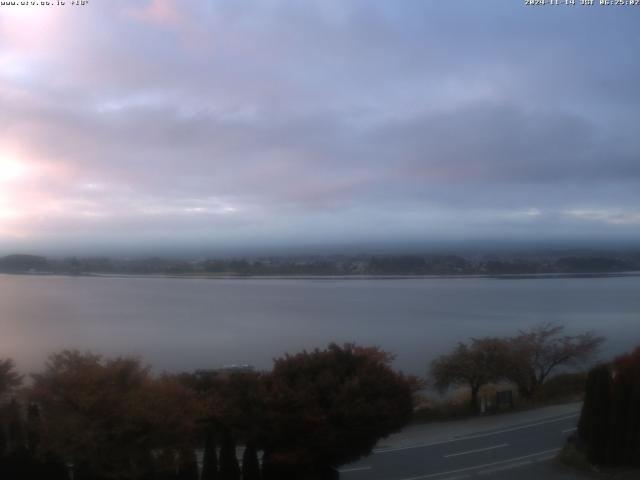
[1,274,639,376]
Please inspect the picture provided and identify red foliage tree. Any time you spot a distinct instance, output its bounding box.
[29,351,203,479]
[260,343,417,478]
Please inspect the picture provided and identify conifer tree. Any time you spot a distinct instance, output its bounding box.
[201,430,219,480]
[177,447,199,480]
[155,449,178,480]
[6,399,26,452]
[242,442,261,480]
[219,430,240,480]
[614,347,640,466]
[136,450,157,480]
[0,421,7,458]
[606,371,630,465]
[578,364,611,465]
[38,454,70,480]
[0,429,7,479]
[625,381,640,466]
[26,403,40,452]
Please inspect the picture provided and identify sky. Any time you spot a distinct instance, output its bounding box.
[0,0,639,255]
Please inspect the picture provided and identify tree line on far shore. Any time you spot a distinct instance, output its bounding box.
[2,252,639,276]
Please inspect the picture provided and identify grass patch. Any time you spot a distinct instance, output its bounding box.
[556,441,593,473]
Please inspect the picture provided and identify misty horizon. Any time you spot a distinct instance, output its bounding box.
[3,239,640,261]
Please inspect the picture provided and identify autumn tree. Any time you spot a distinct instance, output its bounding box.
[29,350,202,480]
[178,368,267,436]
[179,368,266,479]
[0,358,22,397]
[260,343,416,479]
[431,337,511,411]
[213,371,267,445]
[506,323,604,399]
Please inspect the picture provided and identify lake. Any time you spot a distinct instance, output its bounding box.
[1,274,639,376]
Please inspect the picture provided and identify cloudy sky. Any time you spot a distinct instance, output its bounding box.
[0,0,639,255]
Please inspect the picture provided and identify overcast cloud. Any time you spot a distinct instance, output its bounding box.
[0,0,639,254]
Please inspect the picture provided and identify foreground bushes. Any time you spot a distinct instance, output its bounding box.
[1,343,417,480]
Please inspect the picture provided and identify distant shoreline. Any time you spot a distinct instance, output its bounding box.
[2,271,640,281]
[3,253,640,280]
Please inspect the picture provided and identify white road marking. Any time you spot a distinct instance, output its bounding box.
[534,453,558,462]
[338,466,372,473]
[444,443,509,458]
[477,460,532,475]
[394,448,561,480]
[375,413,579,454]
[562,427,577,433]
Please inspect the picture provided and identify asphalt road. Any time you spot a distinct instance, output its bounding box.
[339,411,580,480]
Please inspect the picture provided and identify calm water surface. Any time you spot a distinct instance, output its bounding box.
[1,274,639,375]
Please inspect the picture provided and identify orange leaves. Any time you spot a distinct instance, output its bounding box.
[263,343,414,468]
[29,351,202,478]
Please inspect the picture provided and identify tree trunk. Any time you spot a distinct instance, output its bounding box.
[470,385,480,413]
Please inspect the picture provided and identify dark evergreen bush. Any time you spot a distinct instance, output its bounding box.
[219,431,240,480]
[242,442,261,480]
[155,449,179,480]
[606,370,630,465]
[201,430,219,480]
[177,448,199,480]
[578,364,611,464]
[578,346,640,467]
